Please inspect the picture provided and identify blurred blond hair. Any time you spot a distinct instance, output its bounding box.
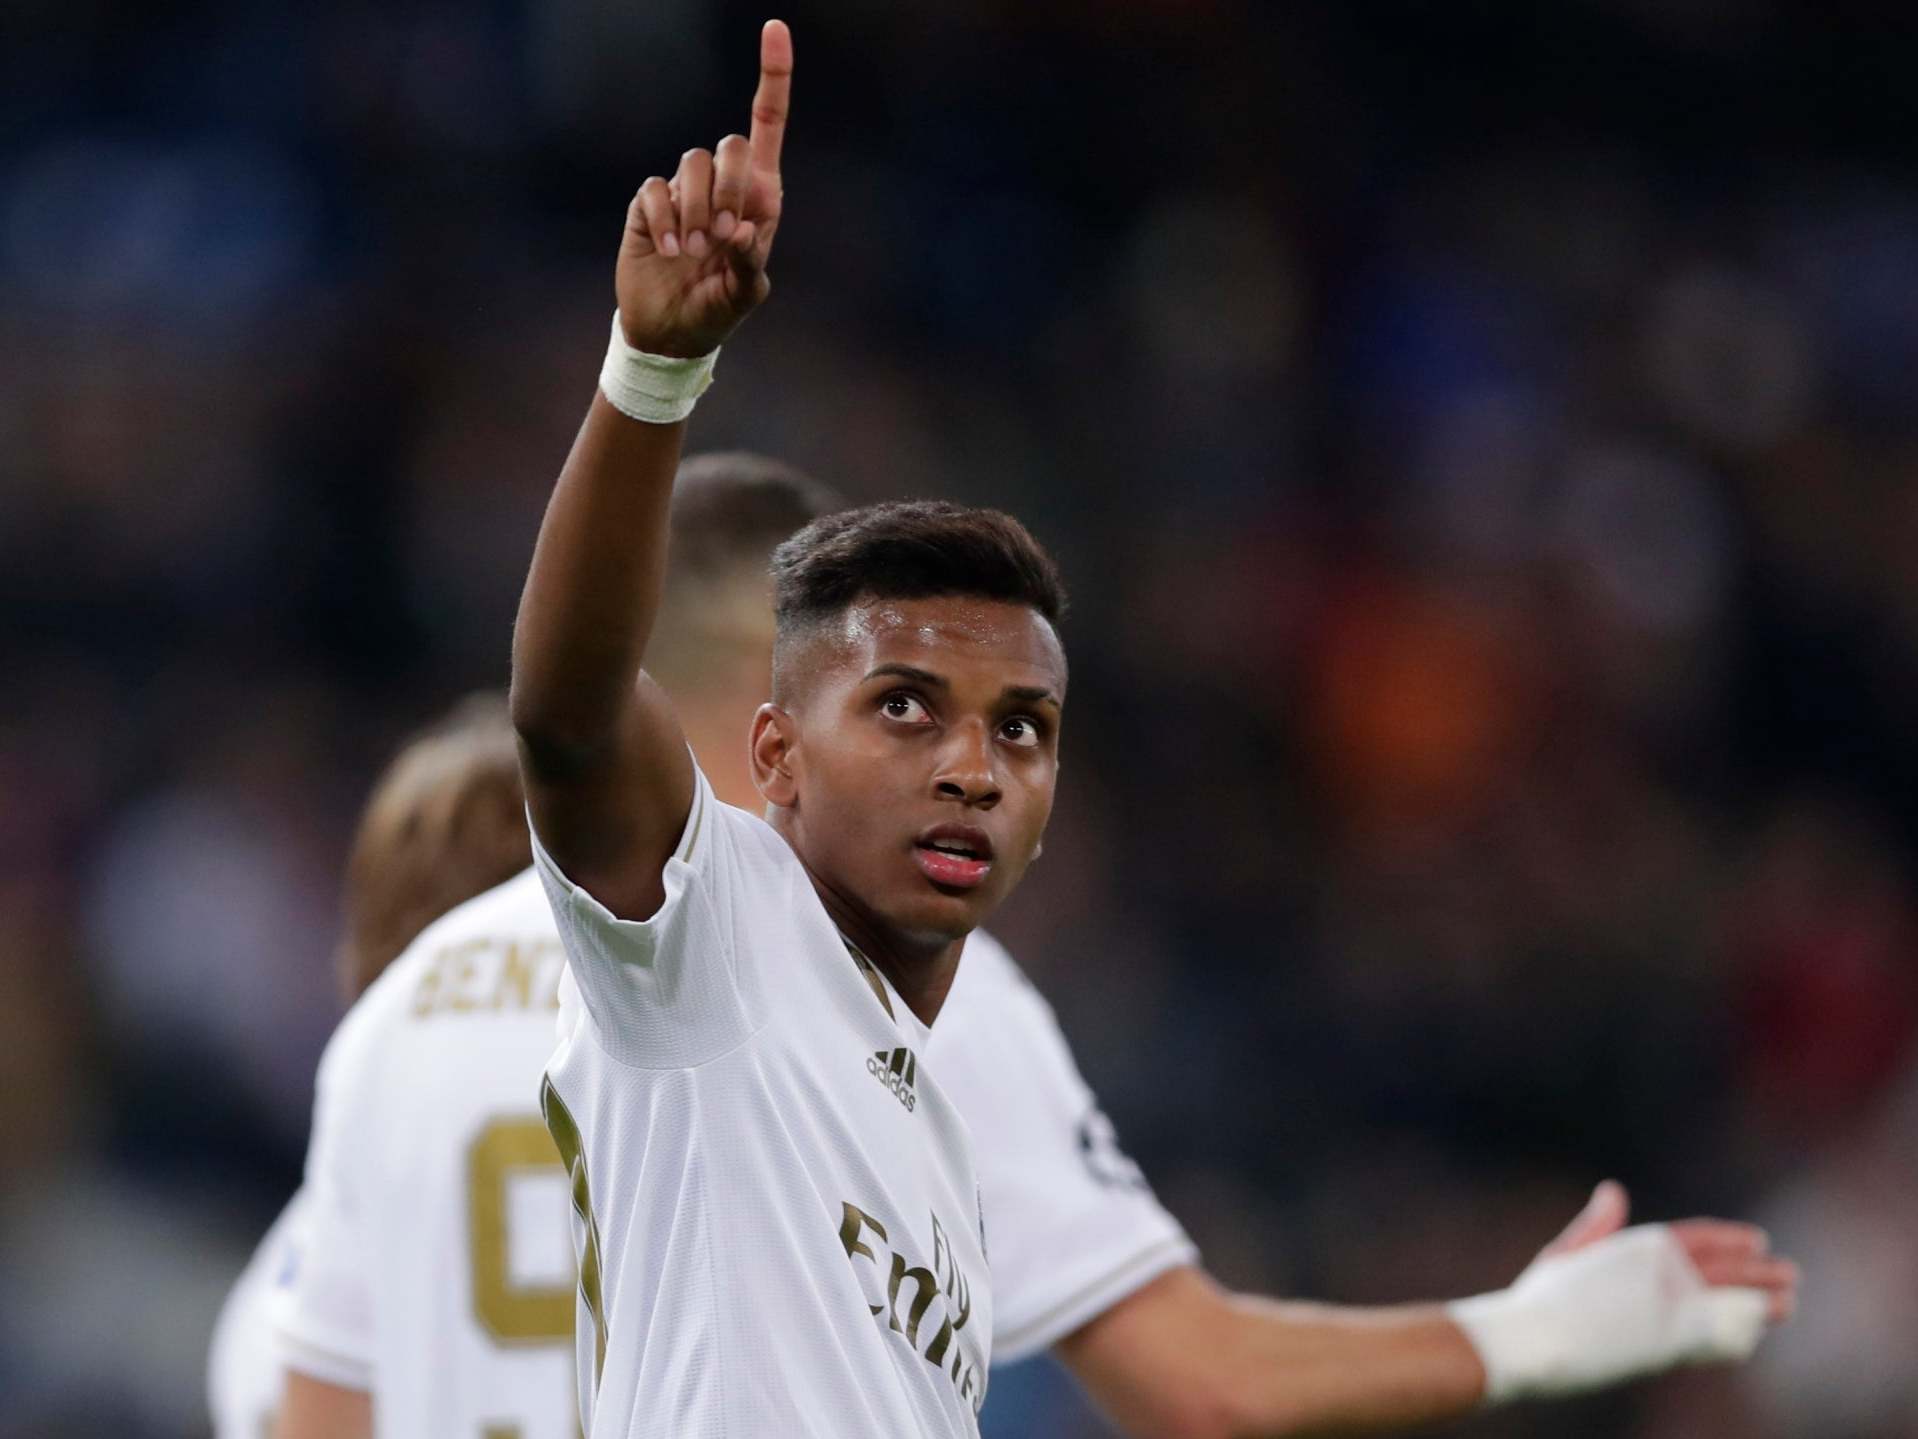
[336,693,528,1001]
[335,454,839,998]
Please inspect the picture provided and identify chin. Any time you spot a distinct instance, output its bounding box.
[888,889,990,947]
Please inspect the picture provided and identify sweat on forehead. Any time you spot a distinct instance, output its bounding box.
[771,593,1066,705]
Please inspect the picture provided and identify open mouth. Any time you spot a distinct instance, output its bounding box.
[912,824,995,890]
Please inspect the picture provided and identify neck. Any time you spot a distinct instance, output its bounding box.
[826,893,963,1028]
[773,817,962,1027]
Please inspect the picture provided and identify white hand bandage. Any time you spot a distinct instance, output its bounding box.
[599,313,717,423]
[1446,1225,1769,1402]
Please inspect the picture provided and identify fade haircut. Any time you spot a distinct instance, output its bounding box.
[769,500,1067,698]
[649,452,843,690]
[336,693,528,1002]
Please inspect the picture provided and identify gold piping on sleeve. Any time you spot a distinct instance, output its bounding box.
[993,1235,1196,1358]
[674,773,709,865]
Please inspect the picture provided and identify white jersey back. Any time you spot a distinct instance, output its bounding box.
[273,869,578,1438]
[535,767,991,1439]
[929,934,1196,1361]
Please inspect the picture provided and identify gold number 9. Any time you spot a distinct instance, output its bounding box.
[467,1115,575,1344]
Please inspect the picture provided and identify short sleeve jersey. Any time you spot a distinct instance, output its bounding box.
[272,869,579,1439]
[220,847,1191,1436]
[929,933,1197,1360]
[534,767,992,1439]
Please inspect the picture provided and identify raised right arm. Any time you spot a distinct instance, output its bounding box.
[510,392,694,919]
[510,20,790,920]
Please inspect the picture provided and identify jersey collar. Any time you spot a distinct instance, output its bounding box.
[841,937,933,1046]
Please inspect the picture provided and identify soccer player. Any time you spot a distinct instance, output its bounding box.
[244,457,837,1439]
[254,437,1177,1439]
[511,19,1797,1439]
[250,535,1795,1437]
[207,694,529,1439]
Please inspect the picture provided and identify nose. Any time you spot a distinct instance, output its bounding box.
[932,720,1001,809]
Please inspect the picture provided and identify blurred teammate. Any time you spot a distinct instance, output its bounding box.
[255,456,836,1439]
[207,695,528,1439]
[511,20,1799,1439]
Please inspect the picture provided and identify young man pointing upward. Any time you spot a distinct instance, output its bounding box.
[511,20,1796,1439]
[512,20,1021,1434]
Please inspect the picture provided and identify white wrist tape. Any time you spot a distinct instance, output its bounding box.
[1447,1225,1769,1403]
[598,312,717,424]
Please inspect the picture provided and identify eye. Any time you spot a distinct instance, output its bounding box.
[879,692,933,725]
[999,716,1043,749]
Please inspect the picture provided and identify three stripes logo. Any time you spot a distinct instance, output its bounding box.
[867,1046,918,1113]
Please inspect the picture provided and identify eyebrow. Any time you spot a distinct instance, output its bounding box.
[863,663,1062,710]
[1003,685,1061,709]
[864,663,947,689]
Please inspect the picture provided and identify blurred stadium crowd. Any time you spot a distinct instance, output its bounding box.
[3,1,1916,1435]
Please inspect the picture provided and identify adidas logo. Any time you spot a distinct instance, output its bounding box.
[867,1047,918,1112]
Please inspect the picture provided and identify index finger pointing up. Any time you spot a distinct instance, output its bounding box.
[749,19,792,177]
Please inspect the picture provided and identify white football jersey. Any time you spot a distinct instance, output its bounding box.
[208,1191,305,1439]
[534,766,991,1439]
[214,802,1193,1437]
[929,934,1196,1361]
[272,868,579,1439]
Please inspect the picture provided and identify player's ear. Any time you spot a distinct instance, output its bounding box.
[750,703,798,807]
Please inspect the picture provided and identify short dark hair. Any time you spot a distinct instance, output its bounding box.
[668,452,843,588]
[771,500,1068,640]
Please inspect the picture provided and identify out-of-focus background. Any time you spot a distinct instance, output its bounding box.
[4,1,1916,1435]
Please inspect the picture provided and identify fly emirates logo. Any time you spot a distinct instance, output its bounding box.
[837,1203,986,1413]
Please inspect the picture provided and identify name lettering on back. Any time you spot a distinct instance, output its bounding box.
[411,938,566,1018]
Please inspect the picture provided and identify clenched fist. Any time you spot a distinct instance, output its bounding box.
[616,19,791,359]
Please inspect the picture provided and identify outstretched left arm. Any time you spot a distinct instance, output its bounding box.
[1058,1182,1799,1439]
[1060,1266,1482,1439]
